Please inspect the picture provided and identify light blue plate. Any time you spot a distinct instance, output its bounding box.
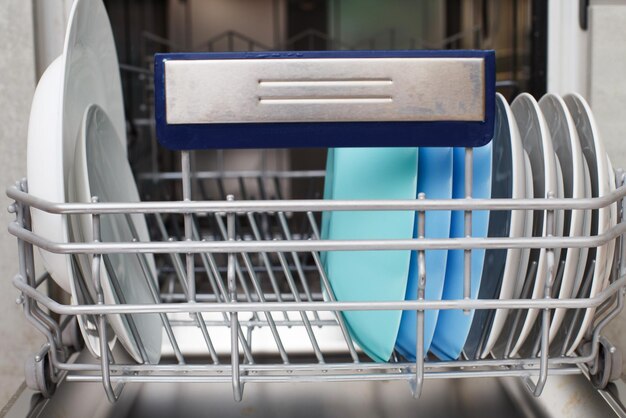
[430,144,493,360]
[322,147,418,362]
[396,147,453,360]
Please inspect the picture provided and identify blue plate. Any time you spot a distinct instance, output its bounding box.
[430,144,493,360]
[322,148,418,362]
[395,147,453,360]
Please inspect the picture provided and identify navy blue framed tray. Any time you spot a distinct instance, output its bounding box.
[154,50,495,150]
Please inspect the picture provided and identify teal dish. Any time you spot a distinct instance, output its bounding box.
[320,148,335,265]
[322,147,418,362]
[430,144,493,360]
[396,147,453,360]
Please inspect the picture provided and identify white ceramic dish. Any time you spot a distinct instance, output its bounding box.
[72,105,161,364]
[27,56,115,357]
[487,149,535,358]
[509,93,559,357]
[62,0,126,163]
[554,155,566,273]
[27,0,126,294]
[520,154,565,356]
[549,157,593,355]
[461,94,526,360]
[574,158,593,298]
[539,94,587,344]
[563,93,612,355]
[510,123,568,358]
[27,56,71,292]
[605,155,617,290]
[67,242,117,358]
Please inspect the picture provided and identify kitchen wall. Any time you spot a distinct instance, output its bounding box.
[588,2,626,376]
[32,0,74,77]
[0,0,44,408]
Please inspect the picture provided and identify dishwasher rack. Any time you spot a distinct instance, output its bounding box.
[6,154,626,403]
[7,50,626,404]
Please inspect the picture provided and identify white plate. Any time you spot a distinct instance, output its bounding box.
[554,154,565,278]
[605,155,617,289]
[539,94,588,344]
[72,105,161,364]
[27,0,126,294]
[564,93,612,355]
[486,149,535,358]
[509,93,559,357]
[550,158,593,355]
[485,133,565,359]
[459,94,525,360]
[575,158,593,298]
[520,153,565,355]
[27,56,70,292]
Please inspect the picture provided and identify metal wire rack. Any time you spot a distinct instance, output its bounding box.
[6,146,626,403]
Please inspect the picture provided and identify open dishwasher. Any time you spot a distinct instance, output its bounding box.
[4,1,626,417]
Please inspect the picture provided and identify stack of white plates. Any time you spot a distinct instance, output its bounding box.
[27,0,162,364]
[322,93,617,362]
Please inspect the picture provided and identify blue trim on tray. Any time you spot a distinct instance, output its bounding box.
[154,50,496,150]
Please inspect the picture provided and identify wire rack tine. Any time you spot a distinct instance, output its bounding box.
[169,240,220,363]
[227,195,244,401]
[275,250,325,363]
[588,287,624,375]
[503,260,538,358]
[192,221,254,364]
[214,214,261,323]
[277,211,322,322]
[91,205,123,401]
[254,176,271,239]
[240,252,290,363]
[17,194,66,377]
[524,192,556,396]
[102,256,150,363]
[18,181,65,354]
[181,151,196,301]
[124,215,185,363]
[246,212,291,322]
[154,213,220,363]
[463,147,473,311]
[306,211,360,362]
[560,260,596,356]
[412,192,427,398]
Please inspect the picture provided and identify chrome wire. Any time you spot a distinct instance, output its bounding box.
[7,160,626,403]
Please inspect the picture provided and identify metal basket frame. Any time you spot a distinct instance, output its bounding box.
[7,148,626,403]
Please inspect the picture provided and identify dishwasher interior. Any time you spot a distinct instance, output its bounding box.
[5,1,626,417]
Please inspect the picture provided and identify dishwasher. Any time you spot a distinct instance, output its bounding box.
[4,2,626,418]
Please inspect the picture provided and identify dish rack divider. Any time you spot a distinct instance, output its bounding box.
[6,154,626,403]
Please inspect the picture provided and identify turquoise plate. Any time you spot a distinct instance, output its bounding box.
[322,147,418,362]
[320,148,335,265]
[430,144,493,360]
[396,147,453,360]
